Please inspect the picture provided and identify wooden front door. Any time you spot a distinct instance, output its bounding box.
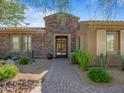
[55,36,68,58]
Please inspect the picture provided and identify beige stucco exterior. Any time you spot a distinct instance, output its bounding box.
[78,21,124,66]
[79,21,124,56]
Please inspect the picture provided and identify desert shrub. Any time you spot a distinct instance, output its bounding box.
[88,68,112,83]
[70,51,79,64]
[4,53,12,60]
[77,49,92,71]
[19,56,30,65]
[0,65,19,81]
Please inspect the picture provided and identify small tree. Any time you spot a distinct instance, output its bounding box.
[0,0,26,26]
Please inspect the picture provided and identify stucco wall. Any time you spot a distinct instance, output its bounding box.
[78,21,124,66]
[87,29,97,56]
[78,22,97,56]
[78,22,88,49]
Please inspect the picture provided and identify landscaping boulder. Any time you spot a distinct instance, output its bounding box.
[0,60,5,65]
[5,59,15,66]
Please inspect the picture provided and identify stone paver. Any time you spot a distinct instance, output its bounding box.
[42,59,92,93]
[42,59,124,93]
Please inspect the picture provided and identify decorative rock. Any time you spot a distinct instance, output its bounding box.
[0,60,5,65]
[0,79,39,93]
[5,59,15,65]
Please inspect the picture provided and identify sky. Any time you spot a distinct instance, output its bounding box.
[20,0,124,27]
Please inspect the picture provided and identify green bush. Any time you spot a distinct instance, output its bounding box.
[70,51,79,64]
[0,65,19,81]
[88,68,112,83]
[77,49,92,71]
[19,56,30,65]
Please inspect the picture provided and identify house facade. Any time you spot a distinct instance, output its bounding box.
[0,12,124,66]
[0,13,79,59]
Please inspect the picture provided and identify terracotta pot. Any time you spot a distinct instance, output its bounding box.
[47,54,53,59]
[121,68,124,71]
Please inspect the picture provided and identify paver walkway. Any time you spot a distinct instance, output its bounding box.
[42,59,124,93]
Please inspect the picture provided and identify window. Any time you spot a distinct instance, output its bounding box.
[11,36,20,51]
[107,34,115,52]
[23,36,32,51]
[107,32,119,54]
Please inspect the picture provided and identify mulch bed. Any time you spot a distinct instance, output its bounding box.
[0,79,40,93]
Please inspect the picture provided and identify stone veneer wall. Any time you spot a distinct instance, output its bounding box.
[32,32,48,58]
[44,13,79,57]
[0,33,46,58]
[0,34,10,57]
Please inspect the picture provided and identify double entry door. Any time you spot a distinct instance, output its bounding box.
[55,36,68,58]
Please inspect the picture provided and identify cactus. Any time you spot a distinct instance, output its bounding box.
[100,53,108,69]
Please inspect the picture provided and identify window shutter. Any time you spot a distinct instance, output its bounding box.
[120,30,124,55]
[97,30,106,55]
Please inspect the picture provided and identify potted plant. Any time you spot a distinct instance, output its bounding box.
[47,53,53,59]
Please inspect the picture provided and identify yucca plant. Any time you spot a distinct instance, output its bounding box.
[77,49,92,71]
[70,50,79,64]
[0,65,19,81]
